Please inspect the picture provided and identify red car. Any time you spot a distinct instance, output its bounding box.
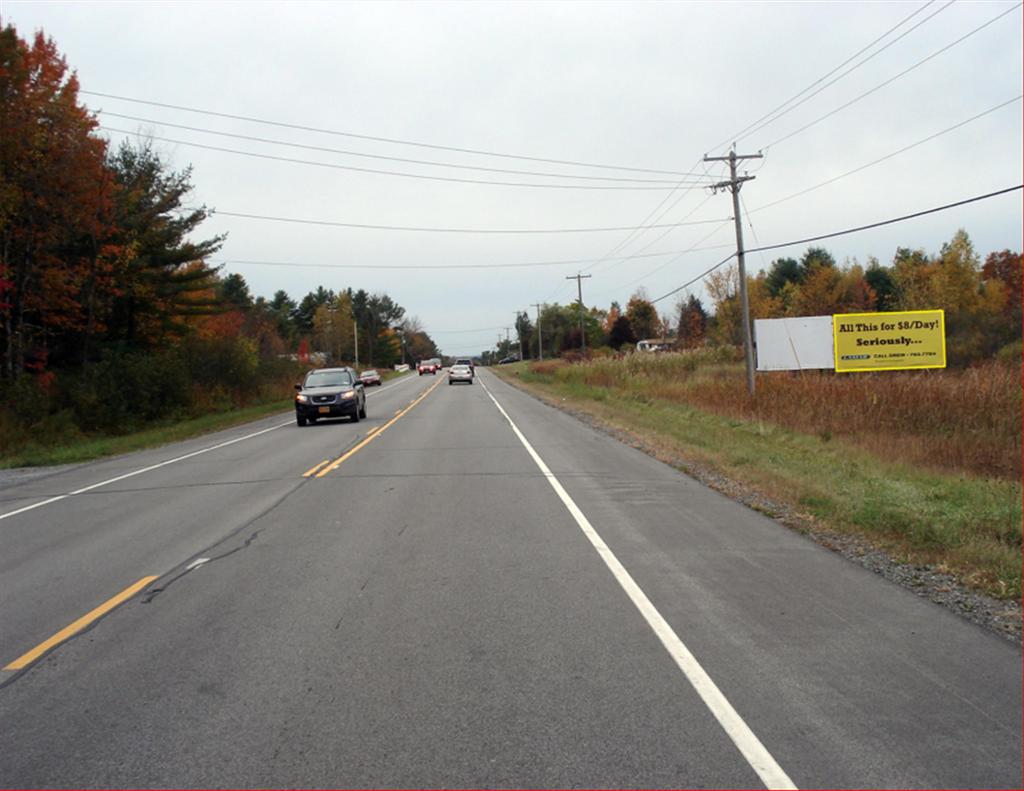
[418,362,437,375]
[359,369,382,386]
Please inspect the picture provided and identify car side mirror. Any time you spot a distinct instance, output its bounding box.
[294,382,302,391]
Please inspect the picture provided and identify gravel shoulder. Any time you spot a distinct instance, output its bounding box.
[496,370,1022,645]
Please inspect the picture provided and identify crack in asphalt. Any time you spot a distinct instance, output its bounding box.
[1,385,431,688]
[142,476,313,604]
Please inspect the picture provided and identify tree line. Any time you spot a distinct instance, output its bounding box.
[0,26,435,449]
[707,235,1020,365]
[489,232,1019,368]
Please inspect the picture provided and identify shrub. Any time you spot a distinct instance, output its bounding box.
[996,340,1022,368]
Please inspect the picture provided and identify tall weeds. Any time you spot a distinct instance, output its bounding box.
[526,351,1021,481]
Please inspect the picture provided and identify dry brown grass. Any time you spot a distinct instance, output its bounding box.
[528,351,1021,481]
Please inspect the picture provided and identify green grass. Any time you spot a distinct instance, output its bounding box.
[0,399,295,469]
[496,362,1022,599]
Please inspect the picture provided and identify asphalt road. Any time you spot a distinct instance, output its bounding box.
[0,369,1020,789]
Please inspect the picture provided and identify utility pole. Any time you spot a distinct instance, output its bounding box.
[516,314,524,361]
[566,273,592,355]
[531,303,543,361]
[353,320,359,368]
[704,147,762,395]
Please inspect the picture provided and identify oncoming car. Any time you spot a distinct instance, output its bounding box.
[359,369,382,386]
[294,367,367,426]
[418,361,437,375]
[448,364,473,385]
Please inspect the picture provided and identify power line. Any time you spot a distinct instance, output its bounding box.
[605,2,956,284]
[597,220,734,297]
[605,3,945,276]
[82,89,694,177]
[218,243,737,271]
[209,210,733,234]
[580,4,1017,300]
[216,242,737,272]
[99,127,706,191]
[764,3,1023,150]
[585,190,717,275]
[650,184,1023,305]
[97,111,698,184]
[751,95,1023,214]
[746,184,1023,255]
[428,326,505,335]
[581,158,710,266]
[651,254,737,305]
[722,0,954,149]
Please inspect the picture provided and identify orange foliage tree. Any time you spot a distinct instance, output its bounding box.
[0,25,116,378]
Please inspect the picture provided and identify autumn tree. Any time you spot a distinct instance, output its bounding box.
[676,294,708,349]
[864,259,897,312]
[705,266,782,345]
[0,25,115,377]
[515,310,534,359]
[625,291,659,340]
[608,314,636,350]
[764,257,801,297]
[292,286,334,335]
[981,249,1023,350]
[103,139,224,347]
[312,291,355,364]
[400,317,438,365]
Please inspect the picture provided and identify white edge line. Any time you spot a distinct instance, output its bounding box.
[479,378,797,791]
[0,372,421,522]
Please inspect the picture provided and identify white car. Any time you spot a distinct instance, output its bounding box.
[448,364,473,385]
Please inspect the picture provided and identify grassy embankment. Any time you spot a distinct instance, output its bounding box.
[0,368,410,470]
[493,350,1022,599]
[0,398,296,469]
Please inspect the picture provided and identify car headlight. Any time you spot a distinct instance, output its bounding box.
[340,390,356,400]
[295,394,309,404]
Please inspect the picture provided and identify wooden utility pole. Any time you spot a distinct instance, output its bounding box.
[704,148,762,395]
[566,273,592,355]
[531,303,543,361]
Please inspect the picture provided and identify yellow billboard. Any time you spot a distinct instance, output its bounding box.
[833,310,946,372]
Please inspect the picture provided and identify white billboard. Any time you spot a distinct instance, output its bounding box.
[755,316,834,371]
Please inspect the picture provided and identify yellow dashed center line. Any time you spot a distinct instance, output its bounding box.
[314,377,443,478]
[4,576,158,671]
[302,459,331,477]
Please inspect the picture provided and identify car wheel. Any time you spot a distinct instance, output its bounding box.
[359,401,367,419]
[296,415,307,427]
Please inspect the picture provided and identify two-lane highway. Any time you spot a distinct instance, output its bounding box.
[0,372,432,677]
[0,368,1020,788]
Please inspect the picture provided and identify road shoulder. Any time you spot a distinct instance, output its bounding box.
[491,367,1022,644]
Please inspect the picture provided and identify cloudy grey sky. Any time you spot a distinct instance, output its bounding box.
[3,0,1021,355]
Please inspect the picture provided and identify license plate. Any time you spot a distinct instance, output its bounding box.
[318,406,330,414]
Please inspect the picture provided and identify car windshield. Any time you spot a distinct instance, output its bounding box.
[361,370,377,377]
[305,371,352,388]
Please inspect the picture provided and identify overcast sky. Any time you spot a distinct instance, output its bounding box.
[2,0,1021,355]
